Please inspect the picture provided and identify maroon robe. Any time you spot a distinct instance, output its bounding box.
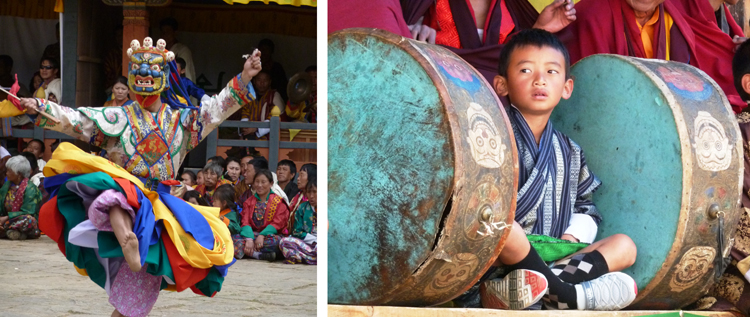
[558,0,745,112]
[719,4,745,38]
[328,0,412,38]
[401,0,538,84]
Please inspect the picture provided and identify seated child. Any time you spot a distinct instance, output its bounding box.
[183,190,209,206]
[482,29,638,311]
[279,178,317,265]
[212,184,241,238]
[175,57,206,101]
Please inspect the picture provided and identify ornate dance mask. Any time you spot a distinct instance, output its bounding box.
[126,37,175,96]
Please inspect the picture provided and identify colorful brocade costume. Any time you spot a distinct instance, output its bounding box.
[25,37,259,316]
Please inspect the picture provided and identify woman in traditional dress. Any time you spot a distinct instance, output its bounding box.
[285,163,316,234]
[103,76,132,108]
[224,157,242,185]
[279,178,317,264]
[195,162,232,206]
[0,155,42,240]
[236,169,289,261]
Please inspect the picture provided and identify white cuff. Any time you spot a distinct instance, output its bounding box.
[564,214,598,244]
[303,233,317,245]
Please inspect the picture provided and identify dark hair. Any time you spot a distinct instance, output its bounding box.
[207,156,226,170]
[299,163,317,180]
[181,170,197,183]
[175,57,186,70]
[40,57,60,70]
[20,151,38,173]
[305,65,317,73]
[29,71,42,91]
[183,190,209,206]
[734,39,750,101]
[213,184,236,210]
[258,38,275,53]
[28,139,46,154]
[306,176,317,192]
[277,159,297,176]
[226,156,241,167]
[114,76,128,87]
[160,17,179,31]
[250,157,269,172]
[0,55,13,69]
[253,169,274,183]
[497,29,571,80]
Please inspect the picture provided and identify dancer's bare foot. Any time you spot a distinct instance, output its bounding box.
[122,232,141,272]
[111,309,125,317]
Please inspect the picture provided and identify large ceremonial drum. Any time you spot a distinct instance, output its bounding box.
[328,28,518,306]
[552,55,743,309]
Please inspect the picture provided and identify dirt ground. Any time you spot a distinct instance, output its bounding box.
[0,236,317,317]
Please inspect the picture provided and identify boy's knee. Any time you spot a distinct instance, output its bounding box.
[611,233,637,265]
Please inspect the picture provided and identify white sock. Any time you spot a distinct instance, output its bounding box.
[251,252,262,259]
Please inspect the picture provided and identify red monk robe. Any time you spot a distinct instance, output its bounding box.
[558,0,745,112]
[716,3,744,38]
[328,0,412,38]
[402,0,539,83]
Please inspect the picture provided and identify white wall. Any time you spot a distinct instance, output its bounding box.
[0,16,58,92]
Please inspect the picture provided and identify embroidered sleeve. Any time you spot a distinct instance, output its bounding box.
[34,100,125,148]
[184,75,256,150]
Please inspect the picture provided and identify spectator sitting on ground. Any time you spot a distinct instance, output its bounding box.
[213,184,241,240]
[258,38,288,102]
[183,190,209,206]
[24,139,46,170]
[19,152,40,187]
[195,162,232,206]
[180,170,197,187]
[175,57,206,101]
[160,17,195,82]
[0,155,42,240]
[196,170,205,186]
[286,163,317,235]
[235,169,290,261]
[277,159,299,199]
[240,155,253,180]
[103,76,132,108]
[225,157,241,185]
[236,156,268,206]
[207,156,226,175]
[279,177,317,265]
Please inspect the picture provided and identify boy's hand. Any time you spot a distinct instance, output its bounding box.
[533,0,576,34]
[561,234,579,243]
[241,50,262,85]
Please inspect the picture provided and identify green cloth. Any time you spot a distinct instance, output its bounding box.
[259,224,277,236]
[239,225,254,239]
[291,202,315,239]
[225,209,241,235]
[528,234,589,262]
[0,179,42,219]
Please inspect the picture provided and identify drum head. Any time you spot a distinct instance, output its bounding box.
[328,28,517,306]
[552,55,742,309]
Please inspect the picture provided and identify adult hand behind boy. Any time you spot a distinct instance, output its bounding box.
[561,234,579,243]
[533,0,576,34]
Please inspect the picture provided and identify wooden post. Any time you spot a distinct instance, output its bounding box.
[122,1,149,100]
[269,106,281,171]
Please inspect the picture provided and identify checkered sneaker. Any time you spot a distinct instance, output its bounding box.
[481,269,548,310]
[577,272,637,310]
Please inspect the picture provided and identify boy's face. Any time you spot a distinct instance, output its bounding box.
[494,45,573,117]
[177,63,185,76]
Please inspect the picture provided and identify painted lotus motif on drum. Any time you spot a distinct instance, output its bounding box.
[466,102,506,169]
[669,246,716,292]
[419,45,483,92]
[657,66,712,101]
[693,111,732,172]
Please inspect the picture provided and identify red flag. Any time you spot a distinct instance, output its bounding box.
[9,74,22,111]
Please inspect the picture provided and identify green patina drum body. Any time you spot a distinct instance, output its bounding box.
[552,55,743,309]
[328,28,518,306]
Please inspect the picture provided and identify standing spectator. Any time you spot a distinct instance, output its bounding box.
[35,58,59,99]
[41,22,61,62]
[258,38,288,102]
[175,57,206,101]
[277,159,299,199]
[23,139,46,171]
[103,77,132,108]
[0,155,42,240]
[161,17,195,82]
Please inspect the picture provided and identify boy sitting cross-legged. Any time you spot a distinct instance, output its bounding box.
[481,29,638,311]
